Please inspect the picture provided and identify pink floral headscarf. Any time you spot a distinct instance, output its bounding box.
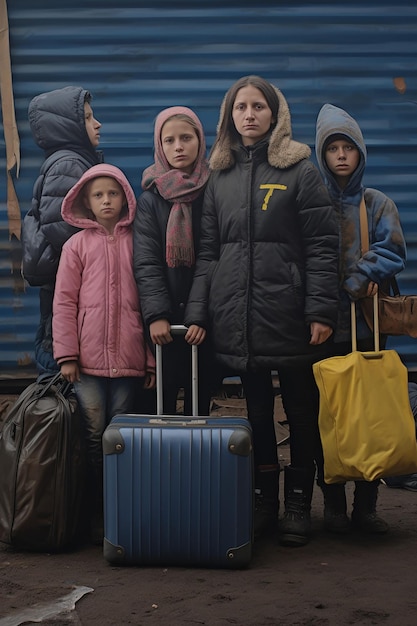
[141,106,209,268]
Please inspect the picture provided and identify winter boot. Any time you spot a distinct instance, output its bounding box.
[254,464,280,539]
[351,480,389,534]
[321,483,350,534]
[279,465,315,547]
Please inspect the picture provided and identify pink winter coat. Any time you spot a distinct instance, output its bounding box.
[53,164,155,378]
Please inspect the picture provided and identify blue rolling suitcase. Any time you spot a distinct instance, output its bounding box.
[102,326,254,568]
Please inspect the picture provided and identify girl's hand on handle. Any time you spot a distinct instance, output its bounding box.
[60,361,80,383]
[309,322,333,346]
[185,324,206,345]
[366,281,378,297]
[150,319,173,345]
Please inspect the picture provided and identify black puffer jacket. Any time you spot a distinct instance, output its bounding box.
[185,90,339,372]
[133,188,204,326]
[22,86,102,286]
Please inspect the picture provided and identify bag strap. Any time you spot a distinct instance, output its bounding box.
[351,297,380,352]
[359,196,369,254]
[37,372,73,399]
[353,195,379,352]
[350,301,358,352]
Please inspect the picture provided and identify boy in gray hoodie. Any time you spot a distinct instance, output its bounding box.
[315,103,406,535]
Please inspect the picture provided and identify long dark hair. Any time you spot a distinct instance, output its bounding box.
[211,75,279,155]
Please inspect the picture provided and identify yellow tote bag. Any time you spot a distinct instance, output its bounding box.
[313,298,417,484]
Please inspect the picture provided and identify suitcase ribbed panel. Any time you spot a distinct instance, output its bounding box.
[103,417,253,567]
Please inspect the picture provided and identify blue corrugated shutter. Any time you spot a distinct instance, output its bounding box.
[1,1,417,379]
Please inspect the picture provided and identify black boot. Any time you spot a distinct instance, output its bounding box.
[321,483,350,534]
[254,464,280,539]
[279,465,314,547]
[351,480,389,534]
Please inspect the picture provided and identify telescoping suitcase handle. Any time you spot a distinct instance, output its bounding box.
[155,324,199,417]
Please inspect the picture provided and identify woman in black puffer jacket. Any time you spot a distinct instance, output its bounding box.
[185,76,339,546]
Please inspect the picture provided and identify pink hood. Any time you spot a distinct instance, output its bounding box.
[61,163,137,230]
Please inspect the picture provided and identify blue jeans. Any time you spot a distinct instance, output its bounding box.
[74,374,140,471]
[74,374,144,529]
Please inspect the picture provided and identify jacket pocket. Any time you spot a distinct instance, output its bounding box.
[77,309,87,339]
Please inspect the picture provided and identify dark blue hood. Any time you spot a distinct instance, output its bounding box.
[28,85,98,163]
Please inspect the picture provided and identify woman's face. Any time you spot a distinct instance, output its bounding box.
[161,119,199,174]
[231,85,275,146]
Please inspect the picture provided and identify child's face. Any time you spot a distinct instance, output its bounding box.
[84,177,125,233]
[161,119,199,174]
[325,139,360,188]
[84,102,101,147]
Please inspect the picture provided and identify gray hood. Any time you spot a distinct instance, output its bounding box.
[315,103,366,195]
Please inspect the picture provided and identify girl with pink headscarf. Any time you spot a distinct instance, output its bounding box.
[133,107,219,415]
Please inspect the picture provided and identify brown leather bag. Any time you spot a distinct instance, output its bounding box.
[360,279,417,338]
[358,197,417,337]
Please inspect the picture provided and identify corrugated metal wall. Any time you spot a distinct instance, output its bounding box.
[1,0,417,379]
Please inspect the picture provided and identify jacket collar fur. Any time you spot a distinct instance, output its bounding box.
[209,85,311,170]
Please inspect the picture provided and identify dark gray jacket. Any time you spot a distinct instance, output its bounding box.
[22,86,101,286]
[134,188,204,326]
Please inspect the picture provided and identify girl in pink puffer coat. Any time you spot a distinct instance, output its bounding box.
[53,163,155,544]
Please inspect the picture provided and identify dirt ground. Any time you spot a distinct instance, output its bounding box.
[1,392,417,626]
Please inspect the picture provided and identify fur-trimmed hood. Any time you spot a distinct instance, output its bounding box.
[209,85,311,170]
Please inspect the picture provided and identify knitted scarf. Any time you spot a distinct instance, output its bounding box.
[141,106,209,268]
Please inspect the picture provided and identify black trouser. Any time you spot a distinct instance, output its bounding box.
[160,335,220,416]
[279,362,323,474]
[241,363,323,476]
[240,370,278,470]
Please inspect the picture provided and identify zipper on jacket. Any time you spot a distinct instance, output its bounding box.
[245,148,254,368]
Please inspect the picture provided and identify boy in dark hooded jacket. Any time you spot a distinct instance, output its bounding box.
[315,103,406,534]
[22,86,102,373]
